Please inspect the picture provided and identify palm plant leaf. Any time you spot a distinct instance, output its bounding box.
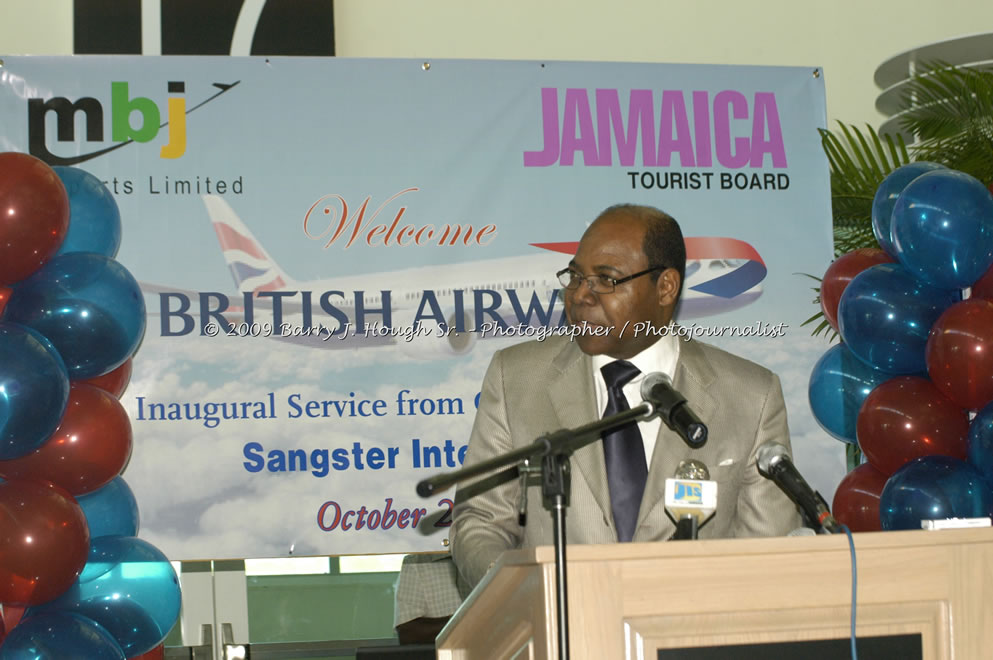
[818,123,911,250]
[900,62,993,184]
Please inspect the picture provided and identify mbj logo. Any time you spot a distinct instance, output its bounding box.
[27,80,239,166]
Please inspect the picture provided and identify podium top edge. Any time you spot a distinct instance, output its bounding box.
[510,527,993,565]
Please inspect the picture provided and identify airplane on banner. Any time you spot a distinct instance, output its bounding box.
[141,196,766,357]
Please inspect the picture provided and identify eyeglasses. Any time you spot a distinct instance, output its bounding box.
[556,265,667,294]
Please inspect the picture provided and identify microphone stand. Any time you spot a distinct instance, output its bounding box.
[672,515,699,540]
[417,402,656,660]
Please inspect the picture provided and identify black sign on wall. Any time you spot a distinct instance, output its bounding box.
[74,0,335,56]
[658,633,923,660]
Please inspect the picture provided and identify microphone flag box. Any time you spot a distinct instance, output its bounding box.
[664,478,717,519]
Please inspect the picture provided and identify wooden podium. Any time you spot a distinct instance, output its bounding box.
[436,527,993,659]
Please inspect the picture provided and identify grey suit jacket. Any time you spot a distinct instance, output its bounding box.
[450,334,802,588]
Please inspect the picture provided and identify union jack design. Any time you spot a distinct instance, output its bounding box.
[203,196,289,294]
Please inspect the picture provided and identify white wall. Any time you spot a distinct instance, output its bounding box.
[0,0,73,55]
[333,0,993,126]
[2,0,989,126]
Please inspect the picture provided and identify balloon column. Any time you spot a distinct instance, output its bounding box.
[811,163,993,531]
[0,153,180,657]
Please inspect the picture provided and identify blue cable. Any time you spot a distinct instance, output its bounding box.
[841,524,858,660]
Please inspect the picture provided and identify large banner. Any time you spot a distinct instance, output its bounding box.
[0,56,837,559]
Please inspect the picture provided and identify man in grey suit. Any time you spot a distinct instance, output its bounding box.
[451,203,802,589]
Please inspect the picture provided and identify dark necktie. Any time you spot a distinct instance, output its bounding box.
[601,360,647,542]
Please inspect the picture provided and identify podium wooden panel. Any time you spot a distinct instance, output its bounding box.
[436,528,993,659]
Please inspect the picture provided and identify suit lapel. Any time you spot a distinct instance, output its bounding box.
[638,339,719,530]
[547,340,614,527]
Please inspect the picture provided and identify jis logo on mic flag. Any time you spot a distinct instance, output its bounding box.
[674,481,703,504]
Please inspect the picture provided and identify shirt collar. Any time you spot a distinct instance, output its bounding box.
[591,329,681,402]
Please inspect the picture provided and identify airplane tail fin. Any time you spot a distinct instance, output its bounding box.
[201,195,292,293]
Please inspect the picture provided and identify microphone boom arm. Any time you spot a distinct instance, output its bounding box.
[416,402,655,496]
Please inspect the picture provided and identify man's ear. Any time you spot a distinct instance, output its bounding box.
[657,268,681,307]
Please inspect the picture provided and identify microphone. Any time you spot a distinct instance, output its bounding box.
[664,459,717,540]
[640,373,707,448]
[756,442,841,534]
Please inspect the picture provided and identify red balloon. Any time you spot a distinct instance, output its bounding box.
[970,261,993,301]
[0,384,133,495]
[856,376,969,475]
[820,248,895,331]
[832,462,888,532]
[0,479,89,606]
[76,357,134,398]
[1,603,25,631]
[129,643,165,660]
[0,285,11,316]
[927,299,993,410]
[0,152,70,285]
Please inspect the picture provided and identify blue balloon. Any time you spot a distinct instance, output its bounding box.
[77,476,140,543]
[52,166,122,258]
[28,536,181,657]
[871,162,946,257]
[4,253,146,379]
[892,169,993,289]
[808,343,892,443]
[0,322,70,460]
[968,401,993,489]
[880,456,993,530]
[837,262,959,374]
[0,612,125,659]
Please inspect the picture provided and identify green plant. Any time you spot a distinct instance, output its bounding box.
[820,62,993,255]
[819,123,912,256]
[900,63,993,186]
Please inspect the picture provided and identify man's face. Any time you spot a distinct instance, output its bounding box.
[563,213,679,359]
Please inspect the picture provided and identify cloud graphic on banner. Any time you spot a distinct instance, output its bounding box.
[124,334,495,558]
